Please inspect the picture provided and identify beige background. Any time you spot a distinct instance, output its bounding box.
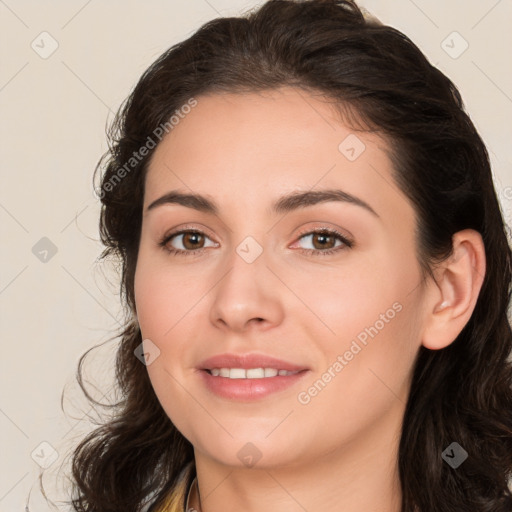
[1,0,511,510]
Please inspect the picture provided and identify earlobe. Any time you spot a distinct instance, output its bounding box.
[421,229,486,350]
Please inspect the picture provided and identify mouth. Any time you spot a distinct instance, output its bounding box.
[197,353,310,400]
[205,367,303,378]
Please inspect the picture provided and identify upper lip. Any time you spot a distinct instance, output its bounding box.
[198,353,308,371]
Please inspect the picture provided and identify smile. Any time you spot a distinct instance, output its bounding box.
[207,368,301,378]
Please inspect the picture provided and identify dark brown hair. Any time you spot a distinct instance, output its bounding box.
[70,1,512,510]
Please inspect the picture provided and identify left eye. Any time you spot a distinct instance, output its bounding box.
[293,229,352,253]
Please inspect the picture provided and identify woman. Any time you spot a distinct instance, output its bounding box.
[70,1,512,511]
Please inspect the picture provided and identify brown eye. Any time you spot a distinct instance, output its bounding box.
[159,229,218,256]
[311,232,337,250]
[181,231,205,250]
[293,228,353,256]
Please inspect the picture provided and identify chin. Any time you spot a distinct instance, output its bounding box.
[191,428,313,470]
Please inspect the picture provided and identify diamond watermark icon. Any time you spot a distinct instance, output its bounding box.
[442,441,468,469]
[236,236,263,264]
[31,31,59,59]
[441,31,469,59]
[31,441,59,469]
[32,237,58,263]
[338,134,366,161]
[134,338,161,366]
[237,442,262,468]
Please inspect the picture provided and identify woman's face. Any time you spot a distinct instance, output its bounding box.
[134,86,429,469]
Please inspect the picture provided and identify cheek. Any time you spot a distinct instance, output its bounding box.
[134,250,208,341]
[286,248,417,344]
[134,257,201,435]
[293,248,422,393]
[292,297,422,452]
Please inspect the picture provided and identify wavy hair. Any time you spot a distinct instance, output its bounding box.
[69,1,512,510]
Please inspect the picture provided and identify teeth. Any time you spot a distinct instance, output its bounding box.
[208,368,299,379]
[246,368,264,378]
[229,368,246,379]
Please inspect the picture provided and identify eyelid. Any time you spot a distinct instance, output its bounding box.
[161,223,217,242]
[292,224,353,245]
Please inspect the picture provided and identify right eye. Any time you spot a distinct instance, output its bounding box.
[159,229,218,256]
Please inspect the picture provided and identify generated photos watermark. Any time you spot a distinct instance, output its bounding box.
[95,97,198,199]
[297,301,403,405]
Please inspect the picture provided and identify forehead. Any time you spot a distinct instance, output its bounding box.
[152,87,358,161]
[144,87,413,225]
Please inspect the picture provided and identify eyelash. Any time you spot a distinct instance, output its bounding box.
[158,226,353,257]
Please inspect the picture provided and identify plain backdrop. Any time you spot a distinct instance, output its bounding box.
[1,1,511,510]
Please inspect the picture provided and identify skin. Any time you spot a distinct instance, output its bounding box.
[134,86,485,512]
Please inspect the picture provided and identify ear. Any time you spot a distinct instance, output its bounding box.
[421,229,486,350]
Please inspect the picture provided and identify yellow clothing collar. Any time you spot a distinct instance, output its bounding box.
[152,461,196,512]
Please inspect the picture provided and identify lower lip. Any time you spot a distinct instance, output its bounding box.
[199,370,309,401]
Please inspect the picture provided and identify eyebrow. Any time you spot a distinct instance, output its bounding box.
[146,189,379,218]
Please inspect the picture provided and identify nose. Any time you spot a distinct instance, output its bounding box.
[209,247,285,333]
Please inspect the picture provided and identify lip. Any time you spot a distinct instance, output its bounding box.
[197,353,310,401]
[198,353,308,372]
